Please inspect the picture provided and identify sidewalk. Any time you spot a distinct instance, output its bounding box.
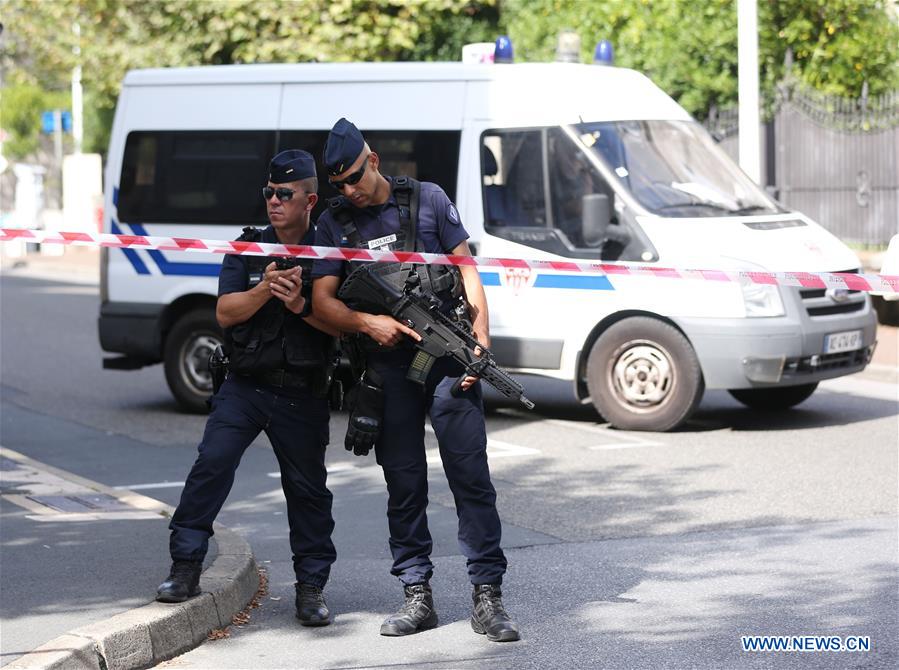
[0,447,258,670]
[0,247,100,285]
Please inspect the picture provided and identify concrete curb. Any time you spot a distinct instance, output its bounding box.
[2,448,259,670]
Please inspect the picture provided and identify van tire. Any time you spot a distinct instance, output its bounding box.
[164,309,223,413]
[728,383,818,410]
[586,317,704,432]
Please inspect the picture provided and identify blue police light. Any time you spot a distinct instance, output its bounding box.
[40,110,73,133]
[594,40,614,66]
[41,111,56,134]
[494,35,514,64]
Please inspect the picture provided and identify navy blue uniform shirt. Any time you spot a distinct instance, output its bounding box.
[311,179,468,278]
[219,224,316,296]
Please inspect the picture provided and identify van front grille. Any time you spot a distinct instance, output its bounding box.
[806,302,865,317]
[798,269,867,318]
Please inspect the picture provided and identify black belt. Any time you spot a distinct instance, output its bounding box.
[247,369,312,388]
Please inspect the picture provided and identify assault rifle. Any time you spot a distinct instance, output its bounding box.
[338,263,535,410]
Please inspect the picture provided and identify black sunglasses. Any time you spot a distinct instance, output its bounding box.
[329,159,367,191]
[262,186,300,202]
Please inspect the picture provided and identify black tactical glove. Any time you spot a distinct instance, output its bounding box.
[344,380,384,456]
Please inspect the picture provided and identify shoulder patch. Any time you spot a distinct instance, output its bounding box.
[447,203,460,225]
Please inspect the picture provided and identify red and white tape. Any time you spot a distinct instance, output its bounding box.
[3,227,898,293]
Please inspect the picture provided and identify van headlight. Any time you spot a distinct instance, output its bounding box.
[741,282,784,317]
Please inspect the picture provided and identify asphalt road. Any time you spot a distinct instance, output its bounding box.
[1,273,897,669]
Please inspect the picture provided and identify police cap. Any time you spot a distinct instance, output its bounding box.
[269,149,316,184]
[323,117,365,176]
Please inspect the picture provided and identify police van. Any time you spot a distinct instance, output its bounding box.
[100,54,877,429]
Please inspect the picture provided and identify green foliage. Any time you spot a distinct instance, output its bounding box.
[502,0,899,117]
[0,83,70,159]
[0,0,498,158]
[0,0,894,161]
[765,0,899,97]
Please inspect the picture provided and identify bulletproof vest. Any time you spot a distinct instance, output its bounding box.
[328,177,461,304]
[224,227,333,375]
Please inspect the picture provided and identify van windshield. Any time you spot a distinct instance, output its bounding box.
[573,120,782,217]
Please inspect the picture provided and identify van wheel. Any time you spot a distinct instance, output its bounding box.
[164,309,222,413]
[586,317,704,432]
[728,383,818,410]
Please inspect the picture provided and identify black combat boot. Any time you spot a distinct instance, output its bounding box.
[295,582,331,626]
[471,584,520,642]
[380,583,438,636]
[155,560,202,603]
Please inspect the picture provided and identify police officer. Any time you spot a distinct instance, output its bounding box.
[311,119,520,642]
[156,150,337,627]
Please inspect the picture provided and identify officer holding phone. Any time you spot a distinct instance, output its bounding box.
[156,150,338,628]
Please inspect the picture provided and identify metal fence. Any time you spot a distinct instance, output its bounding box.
[704,83,899,246]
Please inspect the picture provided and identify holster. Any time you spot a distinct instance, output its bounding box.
[208,345,229,396]
[310,352,342,408]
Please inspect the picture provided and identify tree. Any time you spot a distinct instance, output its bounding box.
[764,0,899,97]
[501,0,899,117]
[0,83,71,159]
[0,0,499,158]
[1,0,895,160]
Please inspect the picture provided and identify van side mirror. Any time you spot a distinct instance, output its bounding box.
[582,193,611,247]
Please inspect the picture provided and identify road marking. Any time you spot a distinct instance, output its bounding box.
[424,425,539,464]
[114,481,184,490]
[30,285,98,296]
[255,430,542,475]
[587,441,666,451]
[266,462,363,479]
[543,418,666,450]
[27,512,163,521]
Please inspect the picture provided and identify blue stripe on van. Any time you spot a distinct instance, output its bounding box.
[110,220,151,275]
[478,271,613,291]
[127,223,222,277]
[534,274,613,290]
[479,272,502,286]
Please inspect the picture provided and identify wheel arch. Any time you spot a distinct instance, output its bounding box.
[574,310,697,401]
[160,294,220,346]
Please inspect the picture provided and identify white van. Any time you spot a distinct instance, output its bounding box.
[100,61,877,429]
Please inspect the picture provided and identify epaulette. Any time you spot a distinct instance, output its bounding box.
[238,226,263,242]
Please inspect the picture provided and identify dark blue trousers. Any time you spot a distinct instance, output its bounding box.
[169,375,336,587]
[369,351,507,586]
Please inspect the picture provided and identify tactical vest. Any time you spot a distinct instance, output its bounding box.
[328,177,461,306]
[224,227,333,375]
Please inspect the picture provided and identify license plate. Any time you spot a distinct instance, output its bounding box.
[823,329,863,354]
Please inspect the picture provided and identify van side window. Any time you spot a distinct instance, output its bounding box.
[280,129,460,222]
[547,128,617,248]
[117,131,275,224]
[482,130,547,228]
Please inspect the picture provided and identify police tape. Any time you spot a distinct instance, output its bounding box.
[2,227,898,294]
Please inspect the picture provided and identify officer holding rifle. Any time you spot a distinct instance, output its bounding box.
[156,150,338,628]
[311,118,520,642]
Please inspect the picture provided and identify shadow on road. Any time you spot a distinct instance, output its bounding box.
[483,375,898,433]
